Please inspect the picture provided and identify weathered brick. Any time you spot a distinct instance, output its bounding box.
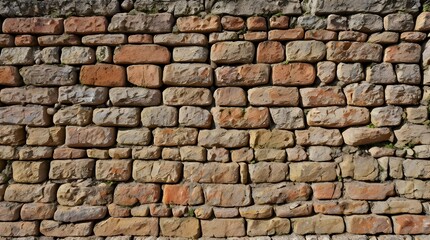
[384,43,421,63]
[0,105,50,126]
[286,40,326,63]
[342,127,393,146]
[211,41,254,64]
[154,33,208,46]
[4,183,57,203]
[250,129,294,149]
[0,34,14,47]
[0,222,39,237]
[257,41,284,63]
[290,162,337,182]
[270,15,289,29]
[0,47,34,65]
[221,16,245,30]
[27,127,64,146]
[81,34,126,46]
[201,218,245,237]
[339,30,368,42]
[3,17,63,34]
[385,85,421,105]
[184,162,239,183]
[345,215,392,234]
[65,126,115,148]
[296,127,343,146]
[179,106,212,128]
[272,63,315,86]
[314,200,369,215]
[18,146,52,161]
[372,198,422,214]
[141,106,177,128]
[49,159,94,180]
[54,205,107,222]
[327,41,383,62]
[268,28,304,41]
[249,162,288,183]
[160,217,200,238]
[212,107,270,129]
[163,63,212,87]
[312,183,342,200]
[0,86,57,105]
[0,125,25,145]
[214,87,246,106]
[20,65,77,86]
[117,128,151,146]
[393,215,430,234]
[248,86,299,107]
[94,217,158,236]
[307,106,369,128]
[40,220,93,237]
[173,46,208,63]
[270,107,305,130]
[215,64,269,87]
[252,183,311,204]
[114,45,170,64]
[133,160,182,183]
[132,146,161,160]
[65,16,107,34]
[0,202,22,221]
[114,182,160,206]
[20,203,56,220]
[368,32,399,44]
[93,107,140,127]
[344,82,384,106]
[305,29,337,41]
[61,46,95,65]
[0,66,21,86]
[109,87,161,107]
[291,215,344,234]
[204,184,251,207]
[108,12,174,33]
[247,218,290,236]
[57,181,113,206]
[80,64,126,87]
[127,65,161,88]
[53,105,93,126]
[366,62,396,84]
[345,182,395,200]
[95,159,131,181]
[163,183,204,205]
[198,129,249,148]
[53,148,86,160]
[177,15,221,33]
[300,87,346,107]
[37,34,81,46]
[163,87,212,107]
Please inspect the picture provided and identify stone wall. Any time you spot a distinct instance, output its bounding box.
[0,0,429,238]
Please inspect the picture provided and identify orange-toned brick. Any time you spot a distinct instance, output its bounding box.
[268,28,304,41]
[64,16,108,34]
[80,64,126,87]
[269,15,289,29]
[305,30,337,41]
[256,41,284,63]
[15,35,37,46]
[162,184,204,205]
[38,34,81,46]
[3,17,63,34]
[247,16,267,31]
[0,34,14,47]
[345,215,392,234]
[127,65,162,88]
[177,15,221,33]
[311,182,342,200]
[0,66,22,86]
[345,182,395,200]
[113,45,170,64]
[393,215,430,234]
[221,16,245,30]
[272,63,316,86]
[128,34,153,44]
[243,32,267,41]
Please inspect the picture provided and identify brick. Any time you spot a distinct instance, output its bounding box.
[249,162,288,183]
[126,65,161,88]
[132,146,162,160]
[93,107,140,127]
[140,106,177,128]
[393,215,430,234]
[0,202,22,221]
[53,105,93,126]
[300,86,346,107]
[211,41,254,64]
[180,145,206,161]
[173,46,208,63]
[27,127,64,146]
[40,220,92,237]
[201,218,245,237]
[314,200,368,215]
[3,17,63,34]
[256,41,284,63]
[163,184,204,205]
[57,181,113,206]
[247,218,290,236]
[244,31,267,41]
[0,125,25,145]
[0,86,57,105]
[342,127,393,146]
[114,45,170,64]
[177,15,221,33]
[339,31,368,42]
[0,66,21,86]
[272,63,315,86]
[133,160,182,183]
[0,105,50,126]
[296,127,343,146]
[53,148,86,159]
[215,64,269,87]
[269,15,289,29]
[163,63,212,87]
[95,160,132,181]
[270,107,305,130]
[109,87,161,107]
[108,12,174,33]
[0,222,39,237]
[255,149,286,162]
[337,63,364,84]
[64,16,107,34]
[209,31,239,43]
[349,13,383,32]
[160,217,200,238]
[54,205,106,223]
[286,40,326,63]
[305,29,337,41]
[268,28,304,41]
[65,126,115,148]
[312,182,342,200]
[396,64,421,84]
[344,82,384,106]
[114,182,160,206]
[368,32,399,44]
[154,33,208,46]
[0,34,14,47]
[346,215,392,234]
[372,198,422,214]
[274,202,313,218]
[366,62,396,84]
[0,47,34,65]
[198,129,249,148]
[204,184,251,207]
[117,128,151,146]
[212,107,270,129]
[21,65,77,86]
[290,162,337,182]
[163,85,206,107]
[214,87,246,106]
[307,106,369,128]
[61,46,95,65]
[291,215,344,234]
[239,205,273,219]
[94,217,158,236]
[152,127,197,146]
[81,34,126,46]
[81,64,125,86]
[250,129,294,149]
[35,46,60,64]
[49,159,94,180]
[128,34,153,43]
[385,85,421,105]
[38,34,81,46]
[21,203,56,220]
[4,183,57,203]
[221,16,245,30]
[248,86,299,106]
[179,106,212,128]
[247,16,267,31]
[327,41,383,62]
[345,182,395,200]
[384,43,421,63]
[252,183,311,204]
[184,162,239,183]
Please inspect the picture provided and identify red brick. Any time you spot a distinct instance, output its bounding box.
[163,184,204,205]
[215,64,269,87]
[214,87,247,107]
[0,66,22,86]
[221,16,245,30]
[393,215,430,234]
[114,45,170,64]
[114,182,161,206]
[257,41,284,63]
[300,87,346,107]
[212,107,270,129]
[64,16,107,34]
[345,182,395,200]
[38,34,81,46]
[272,63,316,86]
[128,34,153,44]
[3,17,63,34]
[346,215,392,234]
[384,43,421,63]
[80,64,126,87]
[311,182,342,200]
[268,28,304,41]
[15,35,37,46]
[243,31,267,41]
[269,16,289,29]
[247,16,267,31]
[127,65,161,88]
[177,15,221,33]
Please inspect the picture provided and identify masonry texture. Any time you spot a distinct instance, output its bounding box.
[0,0,430,239]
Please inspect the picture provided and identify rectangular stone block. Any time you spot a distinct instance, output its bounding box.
[20,65,77,86]
[65,16,107,34]
[80,64,126,87]
[252,183,311,204]
[0,125,25,145]
[4,183,57,203]
[12,161,49,183]
[201,218,245,237]
[3,17,63,34]
[109,87,161,107]
[215,64,270,87]
[160,217,200,238]
[93,107,140,127]
[153,127,198,146]
[40,220,93,237]
[326,41,383,62]
[184,162,239,183]
[114,182,160,206]
[0,105,50,126]
[163,87,212,106]
[133,160,182,183]
[212,107,270,129]
[0,86,58,105]
[0,47,34,65]
[0,221,39,237]
[65,126,115,147]
[49,159,95,180]
[21,203,56,220]
[113,45,170,64]
[108,13,174,33]
[54,205,107,222]
[163,63,213,87]
[204,184,251,207]
[27,127,65,146]
[96,159,132,181]
[93,217,159,236]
